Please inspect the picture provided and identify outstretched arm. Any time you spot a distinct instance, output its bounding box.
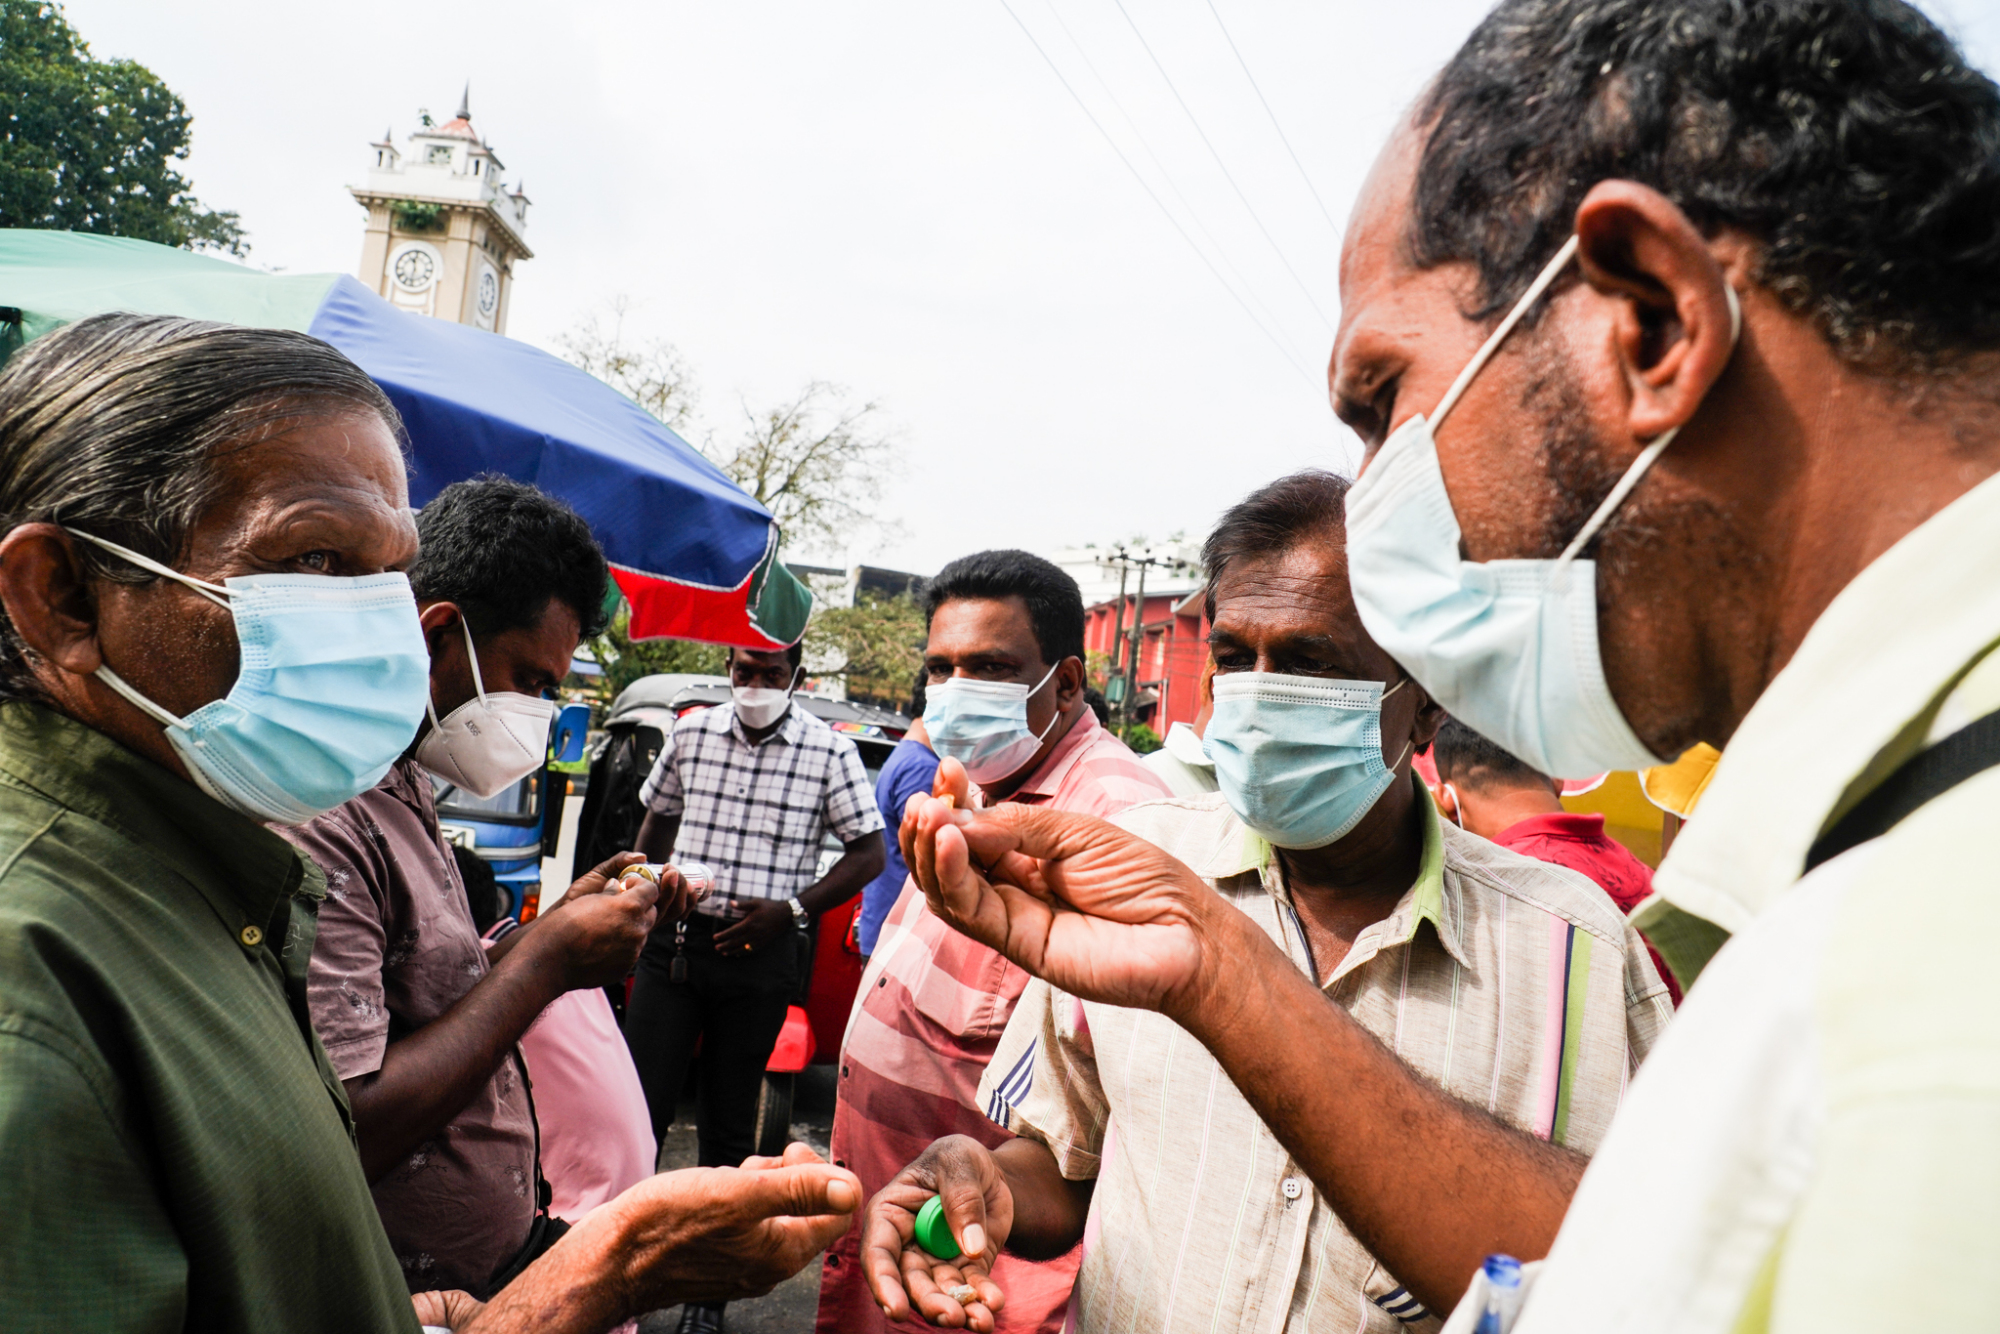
[900,787,1584,1313]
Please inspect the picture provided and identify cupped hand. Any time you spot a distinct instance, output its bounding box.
[863,1136,1013,1331]
[602,1142,862,1310]
[539,865,660,991]
[411,1289,484,1330]
[903,794,1216,1018]
[713,898,794,954]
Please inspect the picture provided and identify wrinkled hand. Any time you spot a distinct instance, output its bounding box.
[713,898,795,955]
[602,1142,861,1309]
[899,768,1214,1016]
[411,1289,484,1330]
[863,1136,1013,1331]
[536,856,660,991]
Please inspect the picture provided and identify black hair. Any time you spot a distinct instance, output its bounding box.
[411,475,610,641]
[1082,686,1111,727]
[906,664,928,718]
[1202,470,1351,621]
[1431,718,1548,787]
[729,641,805,670]
[0,313,403,699]
[922,549,1085,668]
[1414,0,2000,373]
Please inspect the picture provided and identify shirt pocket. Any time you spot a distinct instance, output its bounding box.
[902,908,1029,1043]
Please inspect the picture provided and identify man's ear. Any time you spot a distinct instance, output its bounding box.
[1408,679,1447,753]
[417,600,462,662]
[1055,656,1085,706]
[0,524,104,678]
[1572,181,1743,445]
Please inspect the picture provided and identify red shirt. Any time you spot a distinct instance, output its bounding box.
[816,710,1168,1334]
[1491,811,1682,1005]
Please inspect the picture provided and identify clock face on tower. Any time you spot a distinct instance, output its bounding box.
[477,270,499,317]
[392,247,436,292]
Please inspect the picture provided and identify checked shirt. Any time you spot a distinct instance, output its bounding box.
[639,702,883,912]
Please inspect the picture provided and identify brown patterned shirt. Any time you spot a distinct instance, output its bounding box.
[285,758,537,1295]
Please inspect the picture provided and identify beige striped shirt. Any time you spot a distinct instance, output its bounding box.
[977,783,1674,1333]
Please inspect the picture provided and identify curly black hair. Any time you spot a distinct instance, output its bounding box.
[1413,0,2000,372]
[411,474,611,641]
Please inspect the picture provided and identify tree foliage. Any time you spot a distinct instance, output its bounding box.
[710,381,898,559]
[0,2,246,254]
[554,298,698,432]
[580,603,726,708]
[806,591,927,712]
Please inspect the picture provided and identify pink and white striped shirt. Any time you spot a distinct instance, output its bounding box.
[979,785,1673,1334]
[816,709,1169,1334]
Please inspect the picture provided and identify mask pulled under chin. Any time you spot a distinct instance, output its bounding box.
[415,617,557,798]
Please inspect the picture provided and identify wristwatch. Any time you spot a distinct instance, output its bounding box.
[787,895,808,928]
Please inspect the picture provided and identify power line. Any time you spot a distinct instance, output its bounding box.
[1038,0,1302,359]
[994,0,1319,387]
[1110,0,1337,333]
[1202,0,1345,242]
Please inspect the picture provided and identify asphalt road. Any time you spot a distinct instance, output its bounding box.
[639,1064,840,1334]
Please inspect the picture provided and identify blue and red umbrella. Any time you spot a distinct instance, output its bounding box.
[0,230,810,647]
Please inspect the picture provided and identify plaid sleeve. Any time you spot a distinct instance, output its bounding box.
[976,979,1107,1181]
[822,735,885,841]
[638,720,687,815]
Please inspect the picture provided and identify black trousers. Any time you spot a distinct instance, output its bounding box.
[623,912,804,1169]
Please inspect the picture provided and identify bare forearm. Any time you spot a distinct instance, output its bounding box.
[348,939,567,1180]
[635,811,680,862]
[799,833,886,917]
[1172,910,1585,1312]
[993,1138,1092,1260]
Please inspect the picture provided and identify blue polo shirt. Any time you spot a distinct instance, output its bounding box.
[855,736,939,954]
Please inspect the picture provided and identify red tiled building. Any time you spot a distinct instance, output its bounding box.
[1084,588,1208,733]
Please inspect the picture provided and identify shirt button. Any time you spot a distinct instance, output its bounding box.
[1280,1177,1304,1201]
[841,1065,851,1078]
[239,924,264,948]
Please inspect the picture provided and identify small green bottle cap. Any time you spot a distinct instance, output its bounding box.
[913,1194,962,1260]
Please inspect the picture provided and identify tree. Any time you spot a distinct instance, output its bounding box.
[582,603,726,708]
[709,381,899,559]
[0,2,246,255]
[554,298,697,432]
[555,305,900,561]
[806,591,927,711]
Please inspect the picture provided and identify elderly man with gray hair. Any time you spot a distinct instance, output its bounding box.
[0,313,860,1333]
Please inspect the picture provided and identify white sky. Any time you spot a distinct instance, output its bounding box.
[58,0,2000,573]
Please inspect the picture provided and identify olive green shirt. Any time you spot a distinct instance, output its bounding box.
[0,703,418,1333]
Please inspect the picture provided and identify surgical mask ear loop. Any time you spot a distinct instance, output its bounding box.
[1550,282,1742,581]
[63,528,233,609]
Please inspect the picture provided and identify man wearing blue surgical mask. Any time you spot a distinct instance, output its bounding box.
[817,549,1167,1334]
[862,473,1668,1334]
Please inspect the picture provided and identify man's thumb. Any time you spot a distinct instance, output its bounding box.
[742,1163,863,1219]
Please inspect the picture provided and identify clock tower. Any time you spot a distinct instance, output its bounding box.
[350,87,532,333]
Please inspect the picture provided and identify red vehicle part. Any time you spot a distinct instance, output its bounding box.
[796,893,865,1069]
[765,1004,816,1073]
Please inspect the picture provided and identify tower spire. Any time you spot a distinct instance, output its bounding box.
[456,83,471,123]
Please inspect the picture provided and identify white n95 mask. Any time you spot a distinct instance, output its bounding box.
[415,617,557,798]
[924,662,1062,785]
[1345,235,1740,779]
[732,674,797,731]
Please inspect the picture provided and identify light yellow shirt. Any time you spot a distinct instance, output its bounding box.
[1518,469,2000,1333]
[979,784,1672,1334]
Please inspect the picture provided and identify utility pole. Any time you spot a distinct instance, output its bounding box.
[1096,546,1195,729]
[1106,549,1130,678]
[1123,559,1149,726]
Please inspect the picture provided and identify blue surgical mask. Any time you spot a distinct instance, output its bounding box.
[1206,671,1410,849]
[68,529,431,825]
[923,663,1061,785]
[1345,235,1741,779]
